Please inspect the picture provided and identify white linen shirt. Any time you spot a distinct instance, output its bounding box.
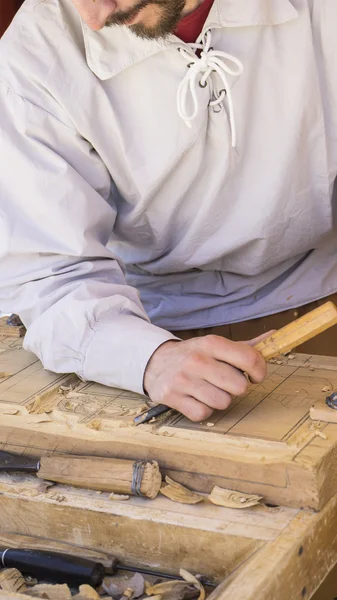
[0,0,337,393]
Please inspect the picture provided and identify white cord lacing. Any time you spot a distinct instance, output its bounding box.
[177,29,243,147]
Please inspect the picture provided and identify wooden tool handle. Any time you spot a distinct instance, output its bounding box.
[253,301,337,360]
[38,456,162,499]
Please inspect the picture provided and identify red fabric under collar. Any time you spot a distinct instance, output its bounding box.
[174,0,214,44]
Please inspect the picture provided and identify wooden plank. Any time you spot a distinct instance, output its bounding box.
[0,317,25,338]
[2,344,337,509]
[0,474,279,581]
[209,493,337,600]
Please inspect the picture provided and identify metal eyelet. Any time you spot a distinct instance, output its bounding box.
[199,80,208,88]
[218,88,227,96]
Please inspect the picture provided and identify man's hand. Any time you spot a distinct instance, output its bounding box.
[143,335,268,421]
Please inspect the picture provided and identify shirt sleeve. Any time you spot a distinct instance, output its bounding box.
[0,83,178,394]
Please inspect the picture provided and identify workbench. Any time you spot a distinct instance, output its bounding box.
[1,328,337,598]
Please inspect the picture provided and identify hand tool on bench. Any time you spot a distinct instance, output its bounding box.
[0,548,217,587]
[0,453,162,498]
[135,301,337,425]
[0,548,105,587]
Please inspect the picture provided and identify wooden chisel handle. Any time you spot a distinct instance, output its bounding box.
[253,301,337,360]
[38,455,162,498]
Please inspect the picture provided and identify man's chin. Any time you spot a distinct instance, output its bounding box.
[129,22,171,39]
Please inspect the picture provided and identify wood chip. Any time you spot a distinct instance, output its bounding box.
[49,493,66,502]
[109,492,130,501]
[206,423,215,427]
[25,583,71,599]
[1,408,19,415]
[0,568,27,593]
[86,419,101,430]
[145,580,194,599]
[160,477,204,505]
[208,486,263,509]
[321,386,331,392]
[72,584,100,599]
[180,569,205,600]
[288,354,295,360]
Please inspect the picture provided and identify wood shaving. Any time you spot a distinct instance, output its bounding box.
[206,423,215,427]
[160,431,174,437]
[25,394,56,415]
[314,431,327,440]
[287,354,295,360]
[180,569,205,600]
[1,408,19,415]
[208,485,263,509]
[86,419,101,430]
[0,372,11,378]
[0,568,27,593]
[109,492,130,501]
[146,570,205,600]
[73,584,100,599]
[145,580,195,599]
[322,386,332,392]
[160,477,204,505]
[25,583,71,599]
[49,493,66,502]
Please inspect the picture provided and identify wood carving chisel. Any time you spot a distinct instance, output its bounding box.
[0,548,216,587]
[0,452,162,498]
[135,301,337,425]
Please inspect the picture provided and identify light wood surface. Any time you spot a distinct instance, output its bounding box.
[254,301,337,359]
[38,455,162,498]
[2,337,337,509]
[310,400,337,423]
[0,474,336,599]
[209,492,337,600]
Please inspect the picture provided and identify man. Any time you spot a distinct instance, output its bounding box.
[0,0,336,421]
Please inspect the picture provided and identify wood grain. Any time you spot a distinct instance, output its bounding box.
[254,302,337,360]
[38,455,162,498]
[2,341,337,509]
[209,493,337,600]
[0,474,270,581]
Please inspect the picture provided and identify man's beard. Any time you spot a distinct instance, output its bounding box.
[105,0,186,39]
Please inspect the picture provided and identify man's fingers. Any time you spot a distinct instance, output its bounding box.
[185,378,232,411]
[200,335,267,384]
[187,358,249,400]
[165,393,214,422]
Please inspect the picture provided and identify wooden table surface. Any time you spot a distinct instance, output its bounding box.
[2,332,337,598]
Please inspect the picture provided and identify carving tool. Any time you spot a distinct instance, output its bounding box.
[0,452,162,498]
[0,548,105,586]
[135,301,337,425]
[0,549,216,588]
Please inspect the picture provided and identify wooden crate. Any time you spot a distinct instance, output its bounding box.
[2,337,337,509]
